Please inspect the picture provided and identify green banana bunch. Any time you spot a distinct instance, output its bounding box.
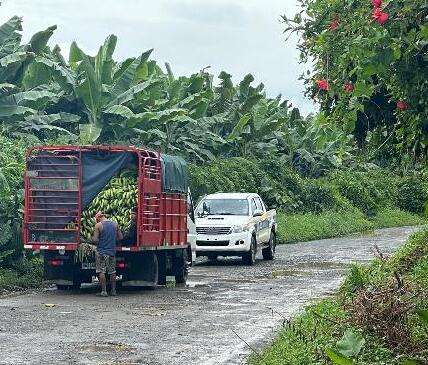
[79,172,137,241]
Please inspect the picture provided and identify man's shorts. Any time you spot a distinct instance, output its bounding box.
[95,253,116,275]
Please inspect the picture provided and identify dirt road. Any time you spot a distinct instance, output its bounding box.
[0,226,420,365]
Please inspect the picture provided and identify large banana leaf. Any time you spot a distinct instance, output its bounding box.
[106,77,160,107]
[0,16,22,58]
[111,48,153,97]
[227,114,251,140]
[28,25,57,55]
[79,123,102,143]
[94,34,117,85]
[32,56,75,92]
[0,105,35,118]
[75,53,102,123]
[0,89,58,109]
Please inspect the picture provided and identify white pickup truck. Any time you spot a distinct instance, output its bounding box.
[195,193,277,265]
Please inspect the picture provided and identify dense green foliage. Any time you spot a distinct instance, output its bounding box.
[283,0,428,165]
[251,229,428,364]
[0,136,27,265]
[189,157,427,217]
[0,15,354,172]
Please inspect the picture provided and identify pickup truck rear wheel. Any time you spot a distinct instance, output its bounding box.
[262,231,276,260]
[242,236,256,266]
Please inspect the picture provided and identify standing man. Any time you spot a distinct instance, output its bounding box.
[92,211,123,297]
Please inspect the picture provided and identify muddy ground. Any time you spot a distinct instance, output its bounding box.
[0,226,420,365]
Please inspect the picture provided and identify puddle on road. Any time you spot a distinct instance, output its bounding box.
[291,261,349,270]
[186,281,209,288]
[79,342,136,353]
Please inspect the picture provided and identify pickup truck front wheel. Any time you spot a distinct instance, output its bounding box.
[262,231,276,260]
[242,236,256,266]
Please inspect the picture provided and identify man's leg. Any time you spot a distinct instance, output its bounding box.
[99,272,107,295]
[110,273,116,296]
[96,253,108,296]
[109,256,117,296]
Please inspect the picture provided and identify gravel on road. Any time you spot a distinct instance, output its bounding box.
[0,226,420,365]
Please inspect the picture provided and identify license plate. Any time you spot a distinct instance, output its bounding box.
[81,262,95,270]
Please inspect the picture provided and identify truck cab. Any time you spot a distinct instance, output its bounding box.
[195,193,277,265]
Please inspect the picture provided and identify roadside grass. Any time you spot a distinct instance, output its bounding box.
[370,207,426,228]
[276,209,373,244]
[276,208,425,244]
[250,229,428,365]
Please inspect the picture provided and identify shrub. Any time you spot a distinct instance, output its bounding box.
[336,179,378,217]
[300,180,338,213]
[397,177,427,214]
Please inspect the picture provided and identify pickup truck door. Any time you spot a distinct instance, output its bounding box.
[255,197,270,243]
[250,198,263,243]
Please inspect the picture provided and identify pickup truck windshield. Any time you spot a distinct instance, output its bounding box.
[196,199,249,216]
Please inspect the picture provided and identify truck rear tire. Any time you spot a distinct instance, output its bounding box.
[242,236,257,266]
[262,231,276,260]
[174,250,188,284]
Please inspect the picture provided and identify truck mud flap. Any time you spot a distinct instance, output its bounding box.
[122,252,158,287]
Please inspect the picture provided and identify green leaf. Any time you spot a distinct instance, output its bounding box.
[28,25,57,54]
[103,105,135,119]
[0,105,36,118]
[325,348,354,365]
[0,16,22,43]
[0,51,34,69]
[79,123,102,143]
[111,49,153,97]
[94,34,117,84]
[227,114,251,140]
[336,329,365,358]
[69,41,85,64]
[401,360,422,365]
[106,78,159,107]
[417,310,428,324]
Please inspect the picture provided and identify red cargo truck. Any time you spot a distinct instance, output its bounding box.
[23,145,191,289]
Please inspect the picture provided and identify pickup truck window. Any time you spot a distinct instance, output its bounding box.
[251,198,257,213]
[255,197,264,211]
[196,199,249,216]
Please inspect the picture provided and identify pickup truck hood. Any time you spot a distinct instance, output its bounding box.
[195,215,250,227]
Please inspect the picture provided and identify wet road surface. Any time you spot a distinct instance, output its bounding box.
[0,226,420,365]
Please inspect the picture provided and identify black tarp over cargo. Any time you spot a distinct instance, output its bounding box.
[83,152,188,207]
[160,154,188,193]
[81,151,134,208]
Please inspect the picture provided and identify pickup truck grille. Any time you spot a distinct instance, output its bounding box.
[196,226,231,235]
[197,240,229,247]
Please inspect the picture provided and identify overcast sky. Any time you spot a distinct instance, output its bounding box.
[0,0,315,114]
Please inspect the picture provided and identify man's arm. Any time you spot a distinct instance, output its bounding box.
[92,222,102,243]
[116,223,124,241]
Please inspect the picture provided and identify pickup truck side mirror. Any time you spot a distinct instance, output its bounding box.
[253,209,263,217]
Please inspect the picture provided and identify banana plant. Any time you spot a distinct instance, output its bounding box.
[68,35,159,142]
[0,17,80,139]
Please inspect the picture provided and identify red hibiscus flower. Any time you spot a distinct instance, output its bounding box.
[396,100,409,110]
[328,18,340,31]
[344,83,354,93]
[316,79,330,91]
[372,8,389,25]
[372,0,382,8]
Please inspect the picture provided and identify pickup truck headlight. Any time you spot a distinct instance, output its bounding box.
[232,225,246,233]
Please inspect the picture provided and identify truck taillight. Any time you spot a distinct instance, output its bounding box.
[49,259,63,266]
[117,261,126,269]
